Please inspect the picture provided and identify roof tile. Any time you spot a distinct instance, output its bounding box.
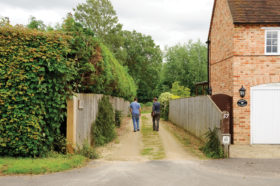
[228,0,280,23]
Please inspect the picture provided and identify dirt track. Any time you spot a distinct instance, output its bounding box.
[97,114,198,161]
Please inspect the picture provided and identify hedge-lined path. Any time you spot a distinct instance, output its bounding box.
[97,113,199,161]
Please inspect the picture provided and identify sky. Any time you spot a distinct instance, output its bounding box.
[0,0,214,49]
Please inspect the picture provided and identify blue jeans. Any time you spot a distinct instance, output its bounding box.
[132,114,140,131]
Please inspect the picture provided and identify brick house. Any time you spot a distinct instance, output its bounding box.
[208,0,280,144]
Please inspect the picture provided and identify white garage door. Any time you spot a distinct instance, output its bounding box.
[251,83,280,144]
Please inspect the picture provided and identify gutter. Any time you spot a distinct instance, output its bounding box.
[206,40,211,92]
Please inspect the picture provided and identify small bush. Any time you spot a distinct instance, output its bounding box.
[144,102,153,107]
[200,127,224,159]
[115,110,122,127]
[52,135,67,154]
[76,141,98,159]
[158,92,172,120]
[92,96,116,146]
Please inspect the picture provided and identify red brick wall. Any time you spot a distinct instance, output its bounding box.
[209,0,234,96]
[210,2,280,144]
[232,25,280,143]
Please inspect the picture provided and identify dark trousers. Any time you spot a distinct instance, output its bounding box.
[153,113,160,131]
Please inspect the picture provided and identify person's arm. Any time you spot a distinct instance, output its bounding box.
[139,104,141,116]
[130,104,132,114]
[152,103,155,112]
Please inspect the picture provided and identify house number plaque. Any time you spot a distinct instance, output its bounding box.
[237,99,247,107]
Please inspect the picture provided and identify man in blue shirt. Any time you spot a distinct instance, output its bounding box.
[130,98,141,132]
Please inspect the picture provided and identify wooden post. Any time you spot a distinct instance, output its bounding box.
[221,111,231,158]
[66,97,77,153]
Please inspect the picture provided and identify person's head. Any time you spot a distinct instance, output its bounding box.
[153,97,157,102]
[134,98,138,102]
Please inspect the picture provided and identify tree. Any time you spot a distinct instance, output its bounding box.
[158,40,207,95]
[122,30,163,102]
[0,17,10,27]
[171,81,190,97]
[74,0,126,64]
[74,0,118,38]
[27,16,46,31]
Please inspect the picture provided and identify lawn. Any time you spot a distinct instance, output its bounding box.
[0,153,87,175]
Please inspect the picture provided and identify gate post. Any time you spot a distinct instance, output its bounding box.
[67,97,77,153]
[221,111,230,158]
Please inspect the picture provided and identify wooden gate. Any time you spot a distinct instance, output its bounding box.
[211,94,233,144]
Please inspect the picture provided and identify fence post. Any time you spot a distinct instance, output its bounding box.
[66,97,77,153]
[221,111,230,158]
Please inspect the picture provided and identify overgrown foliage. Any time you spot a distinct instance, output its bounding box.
[122,30,162,102]
[76,141,99,159]
[74,0,163,101]
[200,127,224,159]
[62,16,137,100]
[27,16,47,31]
[92,96,116,146]
[114,110,122,127]
[158,41,207,95]
[74,0,126,63]
[171,81,190,98]
[0,26,75,157]
[158,92,173,120]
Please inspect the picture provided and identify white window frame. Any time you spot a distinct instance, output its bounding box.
[264,29,280,55]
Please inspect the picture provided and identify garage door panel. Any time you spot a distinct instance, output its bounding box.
[251,85,280,144]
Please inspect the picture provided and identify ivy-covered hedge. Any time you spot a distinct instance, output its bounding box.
[0,26,75,157]
[0,19,136,157]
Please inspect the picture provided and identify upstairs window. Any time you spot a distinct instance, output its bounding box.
[265,30,279,55]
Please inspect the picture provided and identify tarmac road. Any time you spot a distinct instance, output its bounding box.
[1,159,280,186]
[2,115,280,186]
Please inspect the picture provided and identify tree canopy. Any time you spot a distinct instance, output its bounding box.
[122,30,163,102]
[158,41,207,95]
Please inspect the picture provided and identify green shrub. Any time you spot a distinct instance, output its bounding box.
[158,92,173,120]
[144,102,153,107]
[62,16,137,100]
[200,127,224,159]
[0,26,75,157]
[171,81,190,97]
[76,141,98,159]
[92,96,116,146]
[53,135,67,154]
[115,110,122,128]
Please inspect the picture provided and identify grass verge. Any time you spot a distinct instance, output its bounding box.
[141,115,165,160]
[162,121,207,159]
[0,153,87,175]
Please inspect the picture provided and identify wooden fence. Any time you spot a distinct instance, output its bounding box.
[169,96,223,141]
[67,94,130,151]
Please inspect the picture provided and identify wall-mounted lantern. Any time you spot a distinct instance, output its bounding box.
[239,85,246,98]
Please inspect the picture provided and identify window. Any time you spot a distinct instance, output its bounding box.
[265,30,280,55]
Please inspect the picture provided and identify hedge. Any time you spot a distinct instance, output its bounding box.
[62,16,137,100]
[0,19,137,157]
[0,26,75,157]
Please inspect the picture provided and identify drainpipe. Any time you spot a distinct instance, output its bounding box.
[206,40,211,94]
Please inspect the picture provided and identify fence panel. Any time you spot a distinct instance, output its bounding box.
[67,94,130,151]
[169,96,222,141]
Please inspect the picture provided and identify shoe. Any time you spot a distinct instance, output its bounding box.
[134,130,136,132]
[137,129,140,131]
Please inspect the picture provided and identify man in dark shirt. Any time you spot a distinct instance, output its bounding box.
[152,97,160,131]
